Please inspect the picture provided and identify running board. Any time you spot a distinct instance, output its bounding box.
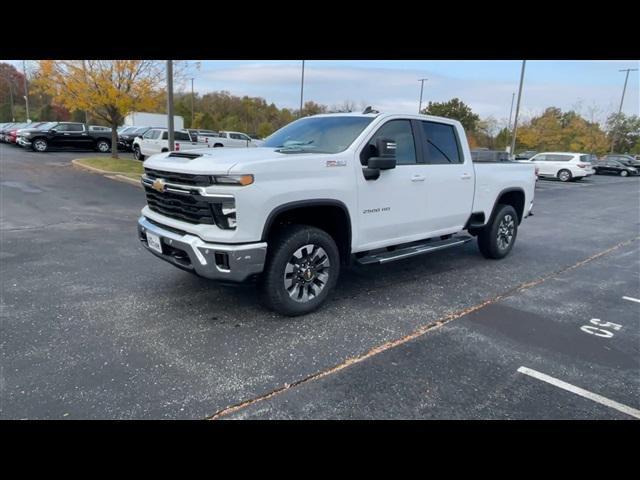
[355,235,474,265]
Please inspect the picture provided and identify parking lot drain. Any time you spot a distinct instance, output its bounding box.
[208,236,640,420]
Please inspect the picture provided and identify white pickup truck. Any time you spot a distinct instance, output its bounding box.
[132,128,210,161]
[137,110,536,316]
[197,130,261,148]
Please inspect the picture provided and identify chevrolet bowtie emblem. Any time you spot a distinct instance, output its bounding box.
[152,178,166,193]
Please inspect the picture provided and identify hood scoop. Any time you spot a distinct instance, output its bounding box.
[168,152,203,159]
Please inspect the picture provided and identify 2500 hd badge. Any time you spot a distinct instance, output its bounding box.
[362,207,391,214]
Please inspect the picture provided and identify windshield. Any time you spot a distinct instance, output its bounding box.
[263,116,374,154]
[36,122,57,130]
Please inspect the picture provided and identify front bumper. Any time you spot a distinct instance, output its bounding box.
[17,137,31,147]
[137,216,267,282]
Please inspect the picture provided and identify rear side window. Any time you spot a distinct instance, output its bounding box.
[175,131,190,141]
[547,154,573,162]
[420,121,462,164]
[579,155,591,163]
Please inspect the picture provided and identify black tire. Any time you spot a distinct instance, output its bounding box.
[32,138,48,152]
[213,143,223,148]
[260,225,340,316]
[620,170,629,177]
[557,169,572,182]
[133,145,145,161]
[96,139,110,153]
[477,204,518,260]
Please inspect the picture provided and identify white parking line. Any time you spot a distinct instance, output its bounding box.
[622,296,640,304]
[517,366,640,419]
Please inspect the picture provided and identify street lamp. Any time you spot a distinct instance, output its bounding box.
[299,60,305,118]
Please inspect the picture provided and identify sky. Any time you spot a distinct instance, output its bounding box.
[4,60,639,126]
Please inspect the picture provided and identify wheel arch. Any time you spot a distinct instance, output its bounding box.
[261,200,352,265]
[488,187,526,225]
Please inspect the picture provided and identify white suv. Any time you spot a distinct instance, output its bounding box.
[521,152,595,182]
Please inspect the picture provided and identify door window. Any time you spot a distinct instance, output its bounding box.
[420,121,462,164]
[361,120,417,165]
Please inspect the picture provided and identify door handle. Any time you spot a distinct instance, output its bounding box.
[411,175,426,182]
[460,173,472,180]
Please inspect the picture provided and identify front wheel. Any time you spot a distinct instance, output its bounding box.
[620,170,629,177]
[478,204,518,260]
[32,138,48,152]
[260,225,340,316]
[133,145,145,161]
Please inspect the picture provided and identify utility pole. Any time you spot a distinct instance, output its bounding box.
[418,78,428,114]
[5,77,16,121]
[190,78,195,127]
[510,60,526,157]
[507,92,515,149]
[82,60,89,124]
[166,60,175,151]
[22,60,30,122]
[610,68,638,153]
[299,60,305,118]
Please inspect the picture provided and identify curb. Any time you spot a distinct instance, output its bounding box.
[72,159,142,188]
[109,174,143,188]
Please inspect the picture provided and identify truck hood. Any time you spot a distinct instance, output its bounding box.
[142,147,297,175]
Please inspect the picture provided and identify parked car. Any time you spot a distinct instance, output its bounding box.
[17,122,114,152]
[118,126,151,151]
[196,130,261,148]
[602,154,640,168]
[0,123,18,142]
[593,158,638,177]
[5,122,32,144]
[132,128,210,161]
[515,150,537,160]
[518,152,595,182]
[137,111,536,316]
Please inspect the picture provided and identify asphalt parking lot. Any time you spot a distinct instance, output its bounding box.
[1,144,639,419]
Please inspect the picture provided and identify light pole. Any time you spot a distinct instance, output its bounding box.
[299,60,305,118]
[418,78,428,113]
[166,60,175,151]
[506,92,515,149]
[190,77,195,127]
[22,60,30,122]
[2,75,16,121]
[510,60,527,157]
[609,68,638,153]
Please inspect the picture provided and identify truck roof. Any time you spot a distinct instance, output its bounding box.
[311,111,464,125]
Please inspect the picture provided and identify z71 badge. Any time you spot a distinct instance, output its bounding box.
[326,160,347,167]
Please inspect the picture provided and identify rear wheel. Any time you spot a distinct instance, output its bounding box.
[96,139,110,153]
[260,225,340,316]
[133,145,145,161]
[557,169,572,182]
[32,138,48,152]
[478,204,518,259]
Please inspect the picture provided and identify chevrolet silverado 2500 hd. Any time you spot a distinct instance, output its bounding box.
[137,111,536,316]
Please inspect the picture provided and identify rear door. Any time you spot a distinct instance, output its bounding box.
[418,120,474,234]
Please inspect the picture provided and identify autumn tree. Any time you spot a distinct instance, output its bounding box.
[33,60,167,158]
[606,112,640,154]
[421,98,480,132]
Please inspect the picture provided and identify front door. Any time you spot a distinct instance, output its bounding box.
[356,119,431,250]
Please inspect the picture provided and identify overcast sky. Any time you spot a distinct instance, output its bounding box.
[5,60,639,125]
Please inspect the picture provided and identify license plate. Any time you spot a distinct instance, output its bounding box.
[146,232,163,254]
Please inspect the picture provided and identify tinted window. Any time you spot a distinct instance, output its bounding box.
[547,154,573,162]
[363,120,417,165]
[66,124,84,132]
[421,121,461,164]
[580,155,591,163]
[175,131,190,141]
[161,131,168,140]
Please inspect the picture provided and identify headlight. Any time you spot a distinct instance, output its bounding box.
[211,174,254,186]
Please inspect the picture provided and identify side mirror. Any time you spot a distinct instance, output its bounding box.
[367,138,397,170]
